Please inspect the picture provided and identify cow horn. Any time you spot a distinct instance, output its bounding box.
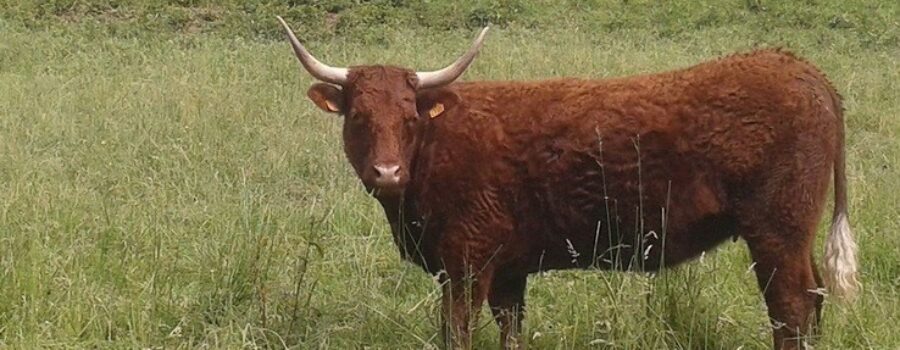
[276,16,348,85]
[416,26,489,89]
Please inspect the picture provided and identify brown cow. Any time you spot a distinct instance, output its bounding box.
[277,17,859,350]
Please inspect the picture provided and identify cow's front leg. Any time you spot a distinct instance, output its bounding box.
[441,264,494,349]
[488,272,527,350]
[440,263,494,350]
[437,227,504,350]
[437,194,512,349]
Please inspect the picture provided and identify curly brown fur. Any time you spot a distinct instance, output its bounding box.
[298,48,855,350]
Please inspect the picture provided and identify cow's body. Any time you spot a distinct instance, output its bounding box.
[383,49,846,349]
[277,18,858,350]
[392,50,835,273]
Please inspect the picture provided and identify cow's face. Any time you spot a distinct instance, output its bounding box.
[306,68,437,196]
[277,16,487,197]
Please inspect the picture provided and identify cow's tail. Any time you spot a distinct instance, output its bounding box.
[823,88,859,301]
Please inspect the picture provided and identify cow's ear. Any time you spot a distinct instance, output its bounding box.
[416,88,460,120]
[307,83,345,114]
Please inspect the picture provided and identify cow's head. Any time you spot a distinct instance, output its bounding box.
[277,17,487,198]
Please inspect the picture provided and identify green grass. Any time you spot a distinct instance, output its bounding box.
[1,1,898,348]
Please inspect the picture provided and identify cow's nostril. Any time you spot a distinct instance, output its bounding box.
[373,164,401,179]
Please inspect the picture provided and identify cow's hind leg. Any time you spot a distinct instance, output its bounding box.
[745,233,820,350]
[488,272,527,350]
[737,127,834,349]
[739,174,828,349]
[810,254,825,336]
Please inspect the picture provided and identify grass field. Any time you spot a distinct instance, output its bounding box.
[1,1,898,348]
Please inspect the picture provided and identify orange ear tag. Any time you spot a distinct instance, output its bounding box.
[428,103,445,119]
[325,100,340,112]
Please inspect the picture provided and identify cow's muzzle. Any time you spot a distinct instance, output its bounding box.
[369,163,407,196]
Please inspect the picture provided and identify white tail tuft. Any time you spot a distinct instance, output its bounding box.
[823,212,859,300]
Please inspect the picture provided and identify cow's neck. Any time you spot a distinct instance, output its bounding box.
[376,192,439,273]
[376,195,405,226]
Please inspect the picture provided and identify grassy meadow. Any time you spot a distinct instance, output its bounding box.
[1,1,898,348]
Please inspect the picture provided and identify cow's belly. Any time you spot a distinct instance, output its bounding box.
[511,147,735,273]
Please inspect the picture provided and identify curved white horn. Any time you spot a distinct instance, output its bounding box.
[416,27,489,89]
[276,16,348,85]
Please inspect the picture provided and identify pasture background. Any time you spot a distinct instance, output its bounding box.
[1,0,898,348]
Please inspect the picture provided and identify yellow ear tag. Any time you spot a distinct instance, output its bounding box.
[325,100,340,112]
[428,103,445,119]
